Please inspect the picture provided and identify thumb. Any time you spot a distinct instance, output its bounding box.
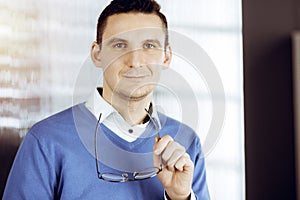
[153,136,162,169]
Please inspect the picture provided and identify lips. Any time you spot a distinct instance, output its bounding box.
[122,68,151,78]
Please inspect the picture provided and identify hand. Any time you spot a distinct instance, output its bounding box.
[153,135,194,200]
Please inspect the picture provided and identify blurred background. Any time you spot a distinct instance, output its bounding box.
[0,0,244,199]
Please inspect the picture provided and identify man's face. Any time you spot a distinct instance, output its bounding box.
[94,13,171,101]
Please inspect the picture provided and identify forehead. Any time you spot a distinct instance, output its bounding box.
[102,13,165,41]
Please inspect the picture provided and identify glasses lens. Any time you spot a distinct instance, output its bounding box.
[102,173,129,182]
[134,167,160,180]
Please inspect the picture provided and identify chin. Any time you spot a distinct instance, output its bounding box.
[121,86,154,101]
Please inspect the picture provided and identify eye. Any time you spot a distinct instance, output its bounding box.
[113,43,127,49]
[144,43,156,49]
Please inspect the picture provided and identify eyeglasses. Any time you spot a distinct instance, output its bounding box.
[94,109,163,182]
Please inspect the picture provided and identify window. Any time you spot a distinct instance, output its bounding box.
[156,1,245,199]
[0,0,244,199]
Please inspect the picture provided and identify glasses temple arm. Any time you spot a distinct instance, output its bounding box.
[94,113,102,177]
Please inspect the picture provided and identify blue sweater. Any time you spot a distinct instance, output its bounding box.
[3,103,210,200]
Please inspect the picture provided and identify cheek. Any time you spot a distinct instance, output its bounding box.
[101,54,124,77]
[152,66,162,79]
[103,64,121,86]
[100,50,124,68]
[144,51,165,62]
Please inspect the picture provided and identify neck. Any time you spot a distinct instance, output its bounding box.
[102,88,152,126]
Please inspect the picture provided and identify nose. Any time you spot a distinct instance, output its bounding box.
[125,49,144,68]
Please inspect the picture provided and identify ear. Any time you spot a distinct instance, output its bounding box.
[162,45,172,69]
[91,41,102,68]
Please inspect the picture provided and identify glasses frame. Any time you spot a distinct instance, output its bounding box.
[94,109,163,182]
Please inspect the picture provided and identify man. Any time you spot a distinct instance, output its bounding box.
[4,0,210,199]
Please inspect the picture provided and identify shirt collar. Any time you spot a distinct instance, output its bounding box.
[85,88,114,123]
[85,88,161,141]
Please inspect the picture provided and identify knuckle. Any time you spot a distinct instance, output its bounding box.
[184,152,190,158]
[162,134,173,142]
[179,145,185,152]
[161,153,168,161]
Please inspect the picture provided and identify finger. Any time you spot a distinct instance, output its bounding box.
[162,142,185,166]
[153,135,173,155]
[153,150,161,168]
[174,153,194,172]
[165,150,186,172]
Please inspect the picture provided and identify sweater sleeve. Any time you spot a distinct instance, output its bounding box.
[3,131,56,200]
[189,136,211,200]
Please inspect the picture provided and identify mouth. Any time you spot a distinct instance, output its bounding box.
[122,69,151,79]
[123,74,149,79]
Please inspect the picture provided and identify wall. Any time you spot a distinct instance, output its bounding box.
[242,0,300,199]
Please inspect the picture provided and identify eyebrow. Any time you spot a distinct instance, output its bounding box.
[105,38,128,46]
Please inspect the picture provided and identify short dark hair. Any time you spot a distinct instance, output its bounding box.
[96,0,169,48]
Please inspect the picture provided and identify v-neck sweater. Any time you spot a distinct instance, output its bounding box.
[3,103,210,200]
